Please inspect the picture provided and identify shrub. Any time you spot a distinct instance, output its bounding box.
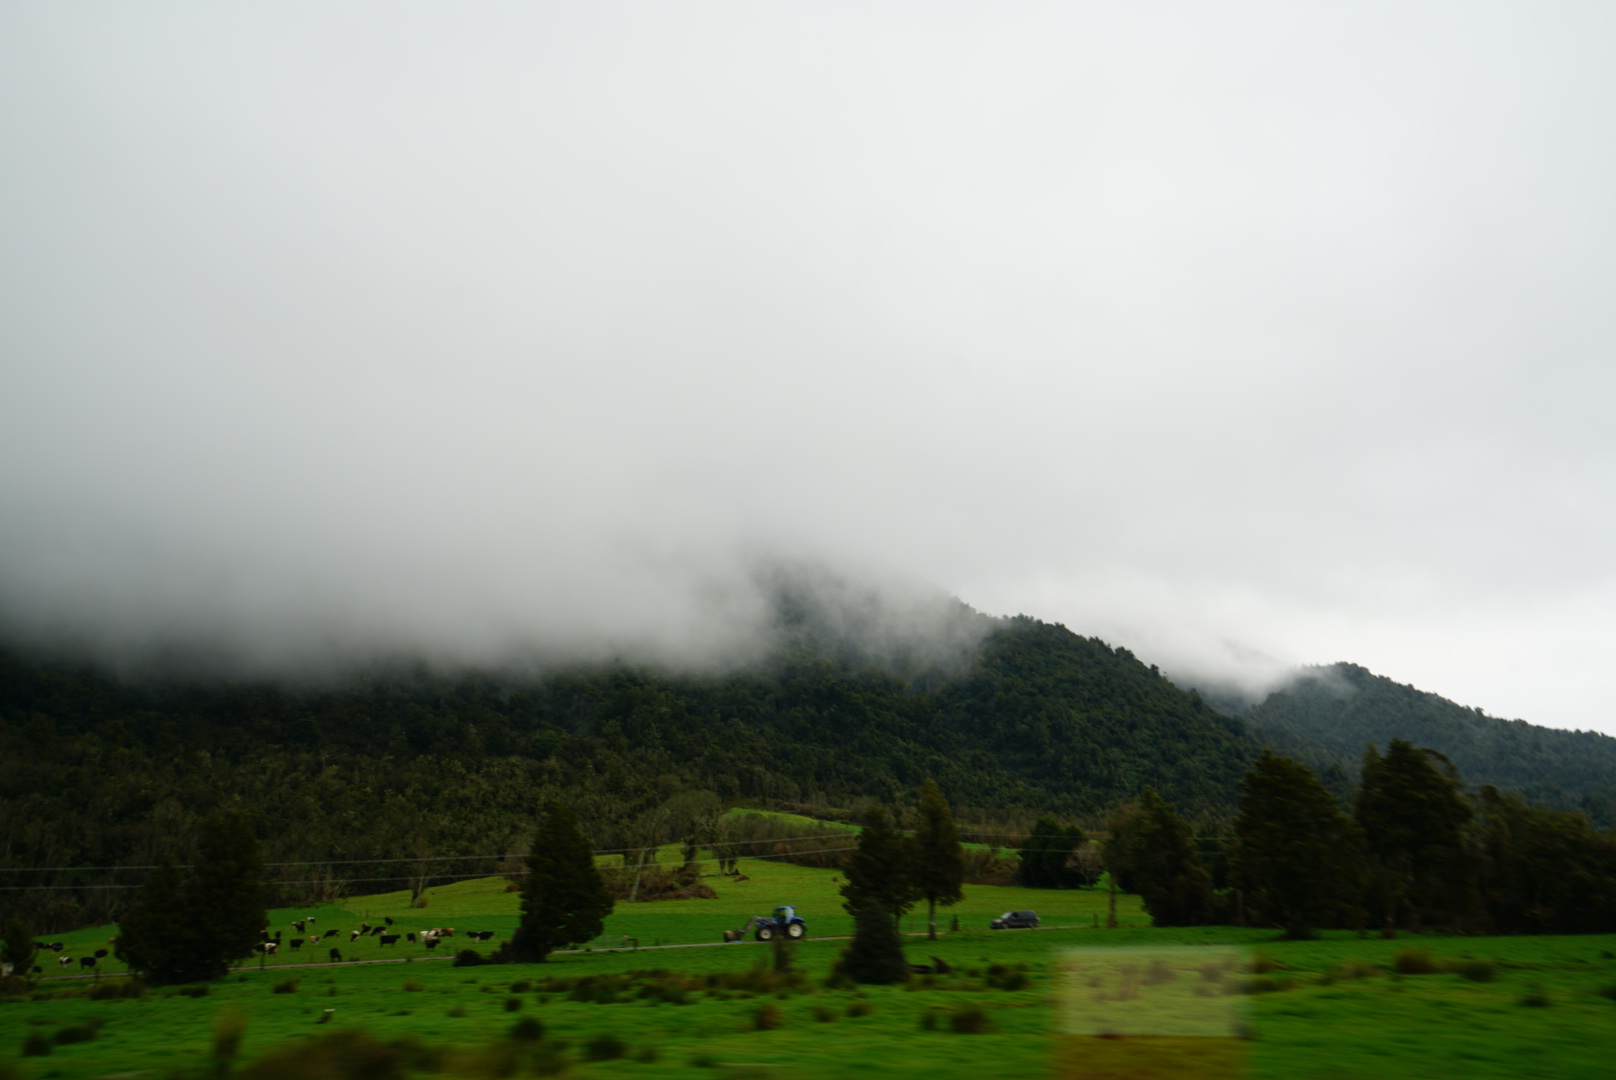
[22,1029,50,1056]
[634,1045,659,1063]
[1393,948,1437,975]
[272,977,300,994]
[177,985,210,997]
[1599,984,1616,1002]
[753,1002,782,1030]
[235,1029,439,1079]
[510,980,532,994]
[403,979,425,992]
[447,1005,466,1018]
[584,1033,628,1061]
[510,1017,544,1042]
[504,996,522,1012]
[985,963,1030,991]
[89,978,146,1000]
[1452,959,1496,983]
[1144,958,1176,986]
[53,1022,98,1045]
[920,1010,937,1030]
[1249,953,1283,974]
[847,999,873,1017]
[812,1004,836,1022]
[453,949,487,967]
[1324,959,1381,984]
[1519,992,1551,1007]
[950,1004,992,1034]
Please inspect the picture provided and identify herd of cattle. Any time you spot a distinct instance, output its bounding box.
[25,917,502,975]
[250,917,499,962]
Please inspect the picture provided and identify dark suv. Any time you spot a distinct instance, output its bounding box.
[990,910,1039,930]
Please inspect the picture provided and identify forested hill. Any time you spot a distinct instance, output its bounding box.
[0,616,1258,926]
[1235,663,1616,825]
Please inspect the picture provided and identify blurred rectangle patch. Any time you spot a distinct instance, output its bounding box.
[1050,946,1249,1080]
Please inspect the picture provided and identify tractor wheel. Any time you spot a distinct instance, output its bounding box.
[786,922,805,940]
[756,925,775,942]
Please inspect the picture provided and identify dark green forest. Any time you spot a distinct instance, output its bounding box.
[1235,663,1616,825]
[0,617,1253,929]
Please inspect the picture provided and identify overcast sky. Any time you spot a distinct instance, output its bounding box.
[2,3,1613,730]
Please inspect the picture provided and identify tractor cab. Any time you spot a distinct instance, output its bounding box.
[774,905,796,923]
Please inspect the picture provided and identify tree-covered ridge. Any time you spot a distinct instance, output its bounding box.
[0,617,1260,929]
[1237,663,1616,824]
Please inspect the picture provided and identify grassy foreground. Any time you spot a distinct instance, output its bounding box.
[6,855,1616,1078]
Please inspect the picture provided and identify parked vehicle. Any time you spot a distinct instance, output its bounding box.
[990,910,1040,930]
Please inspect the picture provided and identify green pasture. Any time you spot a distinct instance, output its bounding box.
[21,850,1149,979]
[8,853,1616,1078]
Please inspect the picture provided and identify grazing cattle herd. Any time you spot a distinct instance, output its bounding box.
[31,918,507,978]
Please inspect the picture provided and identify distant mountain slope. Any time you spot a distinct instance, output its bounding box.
[1236,663,1616,825]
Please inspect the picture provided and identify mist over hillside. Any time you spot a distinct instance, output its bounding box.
[1223,662,1616,825]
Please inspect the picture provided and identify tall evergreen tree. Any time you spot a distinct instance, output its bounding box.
[1475,786,1616,934]
[115,812,266,984]
[839,805,916,982]
[1234,750,1365,939]
[1356,740,1474,933]
[116,856,184,980]
[509,802,613,962]
[1018,818,1087,888]
[2,918,36,979]
[913,779,965,940]
[184,810,268,978]
[1104,789,1216,926]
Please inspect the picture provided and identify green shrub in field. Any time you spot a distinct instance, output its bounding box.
[54,1020,101,1045]
[950,1004,993,1034]
[272,977,299,994]
[1323,959,1381,983]
[235,1029,440,1079]
[403,979,424,992]
[634,1045,659,1063]
[920,1010,938,1030]
[88,977,145,999]
[1450,959,1496,982]
[985,963,1030,991]
[510,1017,544,1042]
[510,980,532,993]
[753,1002,783,1030]
[1393,948,1437,975]
[22,1029,51,1056]
[1599,984,1616,1002]
[447,1005,467,1018]
[176,984,210,997]
[1519,992,1551,1007]
[504,996,522,1012]
[1249,952,1283,974]
[812,1004,836,1022]
[848,999,873,1018]
[584,1033,628,1060]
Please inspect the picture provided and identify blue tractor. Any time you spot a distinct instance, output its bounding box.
[725,906,807,942]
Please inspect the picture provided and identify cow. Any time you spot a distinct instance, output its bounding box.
[294,920,306,934]
[289,938,303,951]
[328,948,342,963]
[384,916,394,926]
[406,933,417,944]
[350,930,361,943]
[259,942,278,955]
[79,956,97,970]
[379,934,400,948]
[58,955,72,967]
[369,926,385,936]
[424,937,440,952]
[94,948,109,960]
[322,929,339,939]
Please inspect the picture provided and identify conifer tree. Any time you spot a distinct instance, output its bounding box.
[509,802,613,962]
[1104,789,1215,926]
[1019,818,1086,888]
[116,855,184,980]
[1356,739,1473,933]
[839,805,916,981]
[1234,750,1365,939]
[2,918,36,979]
[184,810,269,979]
[913,779,964,940]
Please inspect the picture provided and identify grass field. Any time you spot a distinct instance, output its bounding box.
[6,853,1616,1078]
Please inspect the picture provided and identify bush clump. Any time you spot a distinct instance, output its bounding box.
[402,979,425,992]
[22,1029,51,1056]
[1451,959,1496,983]
[753,1002,782,1030]
[847,999,873,1018]
[950,1004,993,1034]
[1324,959,1381,983]
[503,996,522,1012]
[1393,948,1437,975]
[272,977,300,994]
[88,978,146,1000]
[235,1029,440,1079]
[510,980,532,994]
[583,1033,628,1061]
[812,1004,836,1023]
[510,1017,544,1042]
[1519,992,1551,1008]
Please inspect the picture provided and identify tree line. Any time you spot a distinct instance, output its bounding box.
[1101,742,1616,938]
